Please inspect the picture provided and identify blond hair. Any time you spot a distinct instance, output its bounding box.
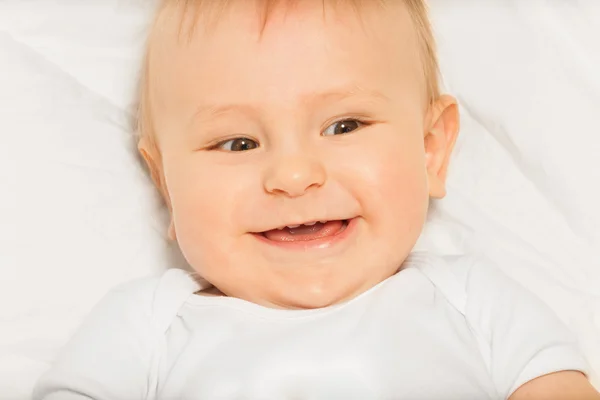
[137,0,440,146]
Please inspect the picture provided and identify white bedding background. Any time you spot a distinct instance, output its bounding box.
[0,0,599,398]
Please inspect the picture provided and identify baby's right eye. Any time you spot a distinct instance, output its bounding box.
[216,137,259,152]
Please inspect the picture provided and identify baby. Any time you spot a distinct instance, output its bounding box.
[34,0,599,399]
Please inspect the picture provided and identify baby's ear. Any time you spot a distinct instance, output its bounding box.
[138,138,177,241]
[424,95,460,199]
[138,138,163,190]
[138,138,172,210]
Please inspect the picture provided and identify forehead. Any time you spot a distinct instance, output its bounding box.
[149,1,424,121]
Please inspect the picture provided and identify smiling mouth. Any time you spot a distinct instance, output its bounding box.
[258,220,350,243]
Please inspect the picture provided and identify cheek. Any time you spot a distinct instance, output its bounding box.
[338,130,429,237]
[378,148,428,213]
[162,157,250,270]
[379,160,429,240]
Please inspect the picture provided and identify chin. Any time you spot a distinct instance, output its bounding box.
[266,280,368,310]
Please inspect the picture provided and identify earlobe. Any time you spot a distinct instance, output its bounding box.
[424,95,460,199]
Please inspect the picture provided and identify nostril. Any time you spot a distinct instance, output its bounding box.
[263,157,327,197]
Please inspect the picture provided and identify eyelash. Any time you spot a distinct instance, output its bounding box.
[207,117,372,152]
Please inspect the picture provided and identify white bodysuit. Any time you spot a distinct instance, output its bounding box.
[33,252,589,399]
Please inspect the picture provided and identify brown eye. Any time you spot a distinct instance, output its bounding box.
[323,119,363,136]
[218,138,259,152]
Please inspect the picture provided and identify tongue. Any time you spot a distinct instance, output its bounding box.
[264,220,345,242]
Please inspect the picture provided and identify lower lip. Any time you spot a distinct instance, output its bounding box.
[252,218,359,251]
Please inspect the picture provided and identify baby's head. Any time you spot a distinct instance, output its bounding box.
[138,0,459,309]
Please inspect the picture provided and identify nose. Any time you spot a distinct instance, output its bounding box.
[263,155,327,198]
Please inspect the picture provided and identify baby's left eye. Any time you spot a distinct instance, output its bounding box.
[323,119,364,136]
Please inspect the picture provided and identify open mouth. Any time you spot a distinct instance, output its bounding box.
[259,219,350,243]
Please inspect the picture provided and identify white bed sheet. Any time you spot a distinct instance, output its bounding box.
[1,1,599,398]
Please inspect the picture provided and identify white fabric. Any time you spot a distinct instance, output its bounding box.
[1,1,599,398]
[33,253,588,400]
[425,0,600,386]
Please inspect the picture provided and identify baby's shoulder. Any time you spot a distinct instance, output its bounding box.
[33,269,201,399]
[89,268,201,335]
[413,252,588,398]
[413,251,520,298]
[411,252,573,345]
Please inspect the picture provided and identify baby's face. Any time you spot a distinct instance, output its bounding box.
[145,1,458,309]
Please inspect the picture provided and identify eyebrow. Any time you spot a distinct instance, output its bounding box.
[189,85,390,125]
[306,85,390,104]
